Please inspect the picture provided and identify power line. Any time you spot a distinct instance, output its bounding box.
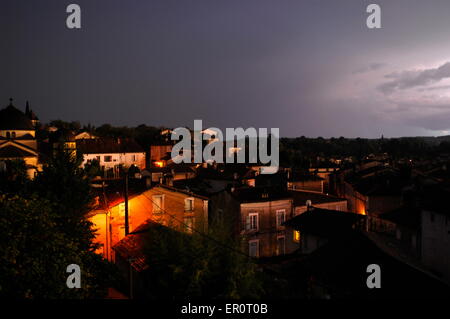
[140,192,254,259]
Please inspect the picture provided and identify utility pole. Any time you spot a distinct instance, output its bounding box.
[124,169,129,236]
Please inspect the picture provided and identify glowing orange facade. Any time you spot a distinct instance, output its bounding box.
[89,185,209,261]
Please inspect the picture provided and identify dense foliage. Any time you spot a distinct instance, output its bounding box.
[280,136,450,169]
[0,150,119,298]
[141,218,264,299]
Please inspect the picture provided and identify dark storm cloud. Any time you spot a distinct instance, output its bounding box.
[3,0,450,137]
[352,62,386,74]
[405,110,450,131]
[378,62,450,94]
[417,85,450,92]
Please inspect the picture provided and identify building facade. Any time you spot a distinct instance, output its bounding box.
[0,99,40,178]
[211,187,294,258]
[77,138,146,177]
[89,184,209,261]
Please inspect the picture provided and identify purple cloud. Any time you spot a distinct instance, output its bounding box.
[378,62,450,94]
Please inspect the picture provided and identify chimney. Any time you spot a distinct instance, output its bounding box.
[306,200,313,211]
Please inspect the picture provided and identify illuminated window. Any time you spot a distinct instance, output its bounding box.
[184,198,194,212]
[249,240,259,258]
[293,230,301,243]
[152,195,164,213]
[154,161,164,168]
[247,213,259,231]
[276,209,286,228]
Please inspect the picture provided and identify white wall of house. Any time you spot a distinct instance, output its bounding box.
[82,152,146,169]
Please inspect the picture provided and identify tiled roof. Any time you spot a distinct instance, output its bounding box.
[284,207,365,237]
[76,138,144,154]
[289,171,324,182]
[0,104,35,130]
[172,177,229,197]
[112,220,187,272]
[297,231,450,298]
[14,133,35,140]
[289,190,346,207]
[155,184,210,200]
[380,205,421,228]
[230,186,291,203]
[112,221,154,272]
[0,145,37,158]
[420,185,450,217]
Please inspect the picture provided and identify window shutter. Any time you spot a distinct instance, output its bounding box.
[246,216,251,230]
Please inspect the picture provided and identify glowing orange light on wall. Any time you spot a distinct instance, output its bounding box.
[154,161,164,168]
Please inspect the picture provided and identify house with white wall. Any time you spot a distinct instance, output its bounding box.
[77,138,146,177]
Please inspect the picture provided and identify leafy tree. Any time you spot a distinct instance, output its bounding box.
[33,148,94,251]
[0,148,120,298]
[48,120,81,131]
[0,159,29,194]
[0,194,118,298]
[141,217,264,299]
[83,159,102,178]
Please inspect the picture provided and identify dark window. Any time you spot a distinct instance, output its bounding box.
[104,155,112,162]
[249,240,259,257]
[277,237,285,255]
[247,213,259,231]
[276,210,286,228]
[6,132,10,139]
[11,132,16,138]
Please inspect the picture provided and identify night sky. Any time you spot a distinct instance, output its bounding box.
[3,0,450,138]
